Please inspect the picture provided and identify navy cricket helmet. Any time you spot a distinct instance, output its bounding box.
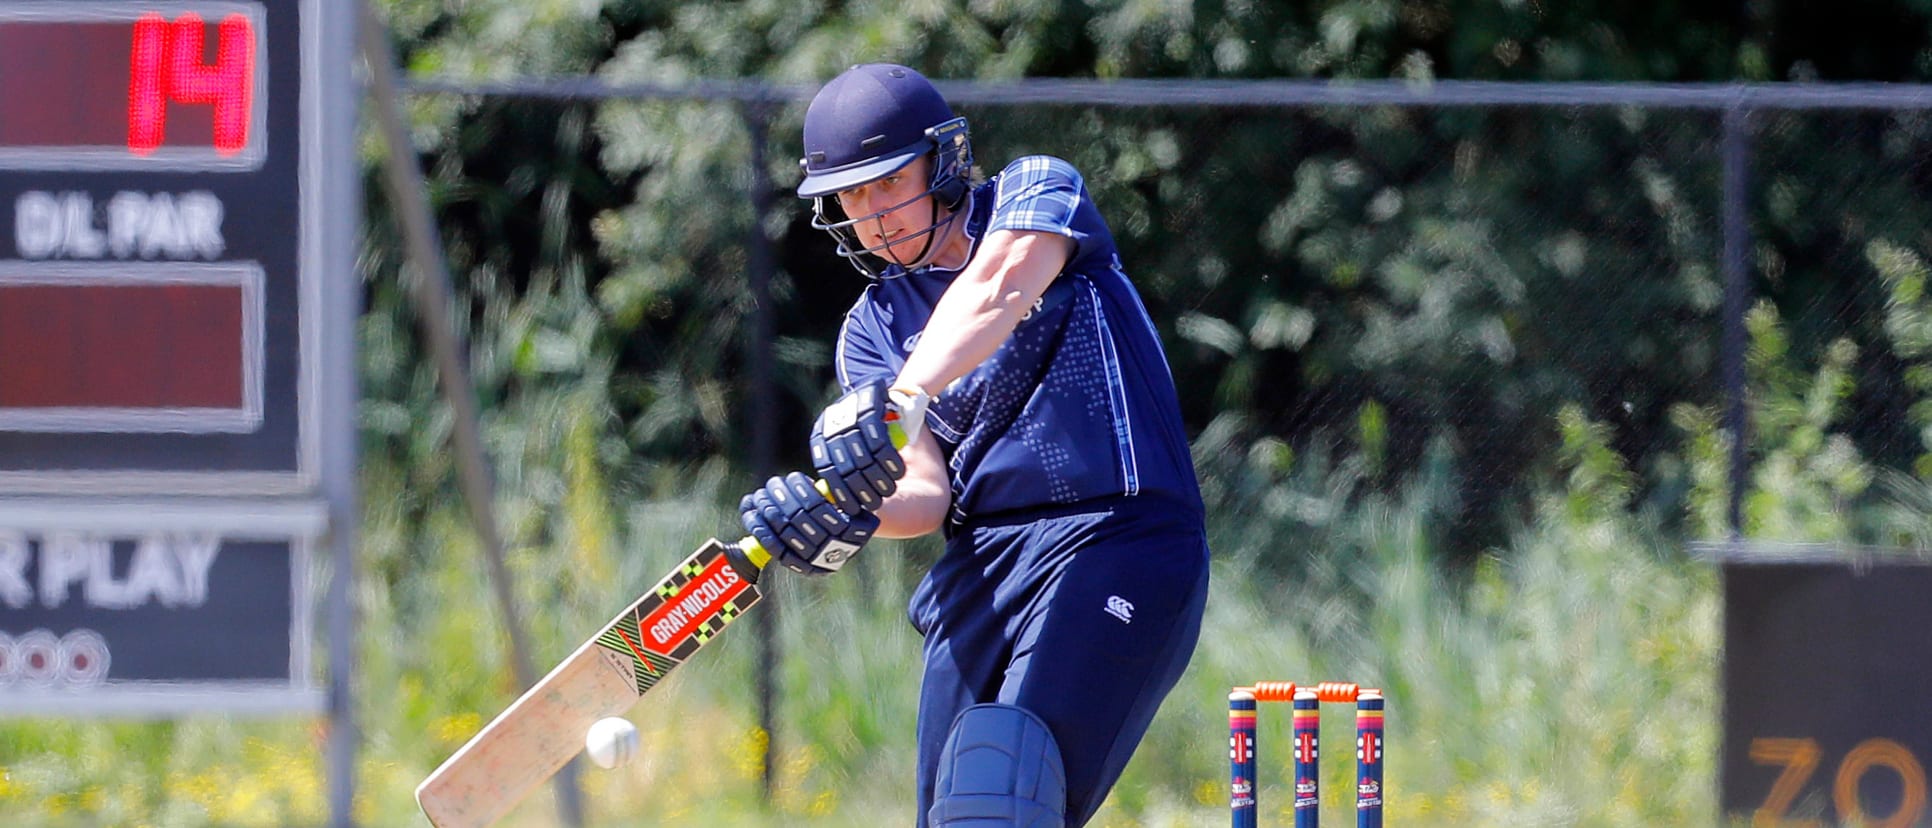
[799,63,974,278]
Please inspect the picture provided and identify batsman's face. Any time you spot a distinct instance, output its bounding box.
[836,155,941,265]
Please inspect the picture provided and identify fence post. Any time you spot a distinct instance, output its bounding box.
[325,1,362,825]
[1720,99,1755,540]
[358,3,584,824]
[742,99,782,807]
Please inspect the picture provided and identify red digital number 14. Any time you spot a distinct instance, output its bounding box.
[128,12,255,156]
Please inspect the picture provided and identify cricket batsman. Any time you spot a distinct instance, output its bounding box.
[737,63,1211,827]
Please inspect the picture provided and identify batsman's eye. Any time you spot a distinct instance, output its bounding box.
[825,196,855,221]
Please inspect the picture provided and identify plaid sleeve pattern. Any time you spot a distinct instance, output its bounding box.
[985,156,1088,241]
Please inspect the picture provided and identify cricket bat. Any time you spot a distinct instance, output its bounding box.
[415,535,774,828]
[418,407,911,827]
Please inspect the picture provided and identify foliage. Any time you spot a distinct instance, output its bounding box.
[353,0,1932,556]
[12,1,1932,825]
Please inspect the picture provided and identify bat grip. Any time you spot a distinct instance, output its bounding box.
[737,535,774,572]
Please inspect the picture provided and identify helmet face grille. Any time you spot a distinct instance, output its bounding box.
[808,117,974,280]
[798,64,976,279]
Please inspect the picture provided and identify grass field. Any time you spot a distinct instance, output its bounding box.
[0,400,1752,827]
[7,305,1903,826]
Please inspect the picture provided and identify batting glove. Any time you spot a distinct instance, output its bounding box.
[810,378,929,512]
[739,472,878,576]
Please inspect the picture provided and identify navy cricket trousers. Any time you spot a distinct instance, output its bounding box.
[907,494,1211,827]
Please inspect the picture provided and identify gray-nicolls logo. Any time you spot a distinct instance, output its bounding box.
[1104,595,1134,624]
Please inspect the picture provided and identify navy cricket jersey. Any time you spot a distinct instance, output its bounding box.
[833,156,1201,528]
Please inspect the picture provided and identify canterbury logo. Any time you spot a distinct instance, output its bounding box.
[1104,595,1134,624]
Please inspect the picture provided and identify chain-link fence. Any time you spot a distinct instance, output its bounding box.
[393,78,1932,549]
[374,78,1932,823]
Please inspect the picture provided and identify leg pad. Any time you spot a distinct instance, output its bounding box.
[928,703,1066,828]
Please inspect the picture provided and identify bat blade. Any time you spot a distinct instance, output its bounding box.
[416,538,765,828]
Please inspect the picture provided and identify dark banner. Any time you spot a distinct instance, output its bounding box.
[1721,557,1932,828]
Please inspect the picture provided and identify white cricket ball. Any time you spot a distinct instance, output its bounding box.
[585,716,640,769]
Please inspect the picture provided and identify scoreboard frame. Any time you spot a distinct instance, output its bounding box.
[0,0,358,821]
[0,0,357,732]
[0,0,325,499]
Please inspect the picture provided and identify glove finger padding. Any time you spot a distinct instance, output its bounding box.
[812,379,907,512]
[738,472,878,576]
[739,490,783,556]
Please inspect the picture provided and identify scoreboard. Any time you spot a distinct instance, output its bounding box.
[0,1,309,494]
[0,0,350,716]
